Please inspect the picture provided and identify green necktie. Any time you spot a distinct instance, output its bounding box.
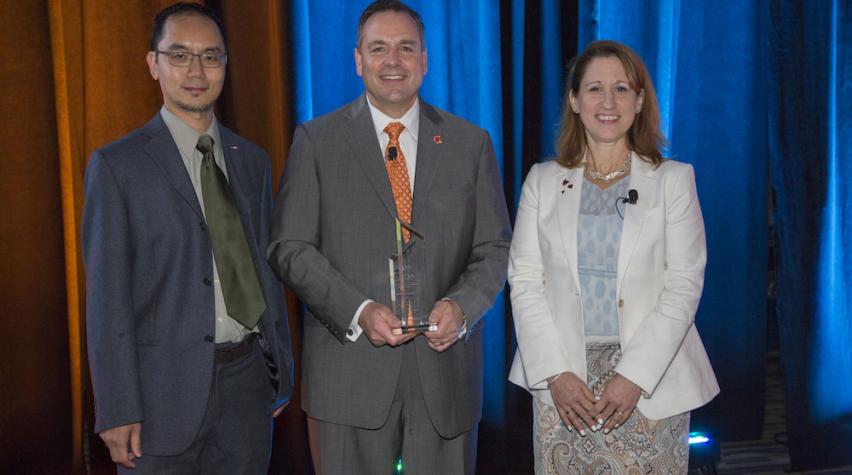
[197,134,266,329]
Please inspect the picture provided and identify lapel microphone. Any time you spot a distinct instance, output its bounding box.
[615,189,639,219]
[387,146,398,161]
[617,189,639,205]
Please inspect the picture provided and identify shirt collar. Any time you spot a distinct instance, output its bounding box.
[366,96,420,143]
[159,106,222,157]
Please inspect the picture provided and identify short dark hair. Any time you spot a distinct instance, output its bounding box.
[356,0,425,49]
[150,2,228,52]
[555,40,665,168]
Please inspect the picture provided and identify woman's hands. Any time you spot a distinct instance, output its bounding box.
[593,373,642,433]
[548,371,642,435]
[548,372,599,435]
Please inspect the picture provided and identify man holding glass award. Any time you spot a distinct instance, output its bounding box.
[267,1,511,472]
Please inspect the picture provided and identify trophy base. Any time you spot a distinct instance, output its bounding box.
[392,322,438,335]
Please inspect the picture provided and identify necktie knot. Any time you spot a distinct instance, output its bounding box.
[384,122,405,142]
[196,134,215,155]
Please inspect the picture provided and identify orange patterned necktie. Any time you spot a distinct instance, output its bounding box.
[384,121,412,241]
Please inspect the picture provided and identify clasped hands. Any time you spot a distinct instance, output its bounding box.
[358,299,464,352]
[547,371,641,435]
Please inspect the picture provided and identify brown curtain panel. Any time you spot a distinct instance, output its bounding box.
[0,1,305,472]
[0,1,70,472]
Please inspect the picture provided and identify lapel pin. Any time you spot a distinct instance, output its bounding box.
[229,145,239,150]
[561,178,573,194]
[433,135,442,144]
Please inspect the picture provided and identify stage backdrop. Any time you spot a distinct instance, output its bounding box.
[769,0,852,469]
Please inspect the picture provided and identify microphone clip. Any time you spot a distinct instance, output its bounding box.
[615,189,639,219]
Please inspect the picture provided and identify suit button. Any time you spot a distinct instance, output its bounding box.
[618,299,624,308]
[199,222,206,230]
[204,335,214,342]
[203,278,212,286]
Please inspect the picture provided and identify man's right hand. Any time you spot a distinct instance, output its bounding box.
[100,422,142,468]
[358,302,415,347]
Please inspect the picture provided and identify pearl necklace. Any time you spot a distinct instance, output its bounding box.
[584,153,631,182]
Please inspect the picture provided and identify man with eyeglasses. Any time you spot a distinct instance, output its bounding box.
[82,3,292,473]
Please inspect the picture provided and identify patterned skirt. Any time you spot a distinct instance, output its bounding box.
[533,343,690,475]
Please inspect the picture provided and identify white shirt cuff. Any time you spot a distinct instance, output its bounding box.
[347,299,372,342]
[457,318,468,340]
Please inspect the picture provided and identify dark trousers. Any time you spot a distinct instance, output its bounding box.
[118,340,273,475]
[313,343,477,475]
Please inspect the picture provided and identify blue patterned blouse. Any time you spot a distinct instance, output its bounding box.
[577,176,629,339]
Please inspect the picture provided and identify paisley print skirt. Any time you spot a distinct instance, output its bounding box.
[533,343,690,475]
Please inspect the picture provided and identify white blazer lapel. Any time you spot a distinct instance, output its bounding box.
[556,166,585,287]
[617,153,659,296]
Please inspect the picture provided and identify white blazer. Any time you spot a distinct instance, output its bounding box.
[507,154,719,420]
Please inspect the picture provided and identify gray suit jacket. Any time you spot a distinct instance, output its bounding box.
[82,114,293,455]
[268,96,511,438]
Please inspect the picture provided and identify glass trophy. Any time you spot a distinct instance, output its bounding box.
[389,219,437,335]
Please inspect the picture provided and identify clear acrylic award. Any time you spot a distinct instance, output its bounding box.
[389,219,437,335]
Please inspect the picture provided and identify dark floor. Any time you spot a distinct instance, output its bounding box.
[696,350,852,475]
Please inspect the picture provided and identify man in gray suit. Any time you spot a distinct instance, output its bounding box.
[267,0,511,472]
[82,3,292,473]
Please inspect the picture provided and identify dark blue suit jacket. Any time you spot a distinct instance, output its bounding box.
[82,113,293,455]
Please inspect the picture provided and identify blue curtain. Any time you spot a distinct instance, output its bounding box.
[770,0,852,469]
[506,0,577,213]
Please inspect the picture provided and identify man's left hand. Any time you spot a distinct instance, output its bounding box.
[424,299,464,352]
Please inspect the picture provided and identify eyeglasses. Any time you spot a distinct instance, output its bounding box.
[155,50,227,68]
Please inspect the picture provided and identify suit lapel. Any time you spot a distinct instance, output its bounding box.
[342,97,397,219]
[411,101,443,223]
[556,166,585,286]
[616,153,658,295]
[142,115,204,219]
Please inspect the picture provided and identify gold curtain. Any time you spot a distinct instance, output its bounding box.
[0,1,304,472]
[0,1,72,472]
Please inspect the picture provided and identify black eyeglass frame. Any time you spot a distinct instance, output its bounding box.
[155,50,228,68]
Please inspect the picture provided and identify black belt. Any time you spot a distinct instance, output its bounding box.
[214,333,258,365]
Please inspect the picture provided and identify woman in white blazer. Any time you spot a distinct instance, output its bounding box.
[508,41,719,474]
